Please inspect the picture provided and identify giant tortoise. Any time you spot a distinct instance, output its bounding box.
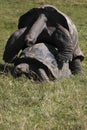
[14,43,71,82]
[3,5,84,76]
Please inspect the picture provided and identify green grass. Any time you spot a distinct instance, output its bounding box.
[0,0,87,130]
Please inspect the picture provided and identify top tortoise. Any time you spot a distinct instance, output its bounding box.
[3,5,84,75]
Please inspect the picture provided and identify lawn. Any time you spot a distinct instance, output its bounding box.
[0,0,87,130]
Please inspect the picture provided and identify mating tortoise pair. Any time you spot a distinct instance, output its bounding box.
[3,5,84,81]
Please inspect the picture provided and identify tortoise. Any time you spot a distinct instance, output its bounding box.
[14,43,71,82]
[3,5,84,75]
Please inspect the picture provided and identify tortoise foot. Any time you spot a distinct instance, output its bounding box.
[57,53,72,63]
[69,58,82,74]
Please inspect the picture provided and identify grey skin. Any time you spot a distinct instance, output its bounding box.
[3,27,27,63]
[14,43,71,82]
[3,5,84,74]
[25,14,47,46]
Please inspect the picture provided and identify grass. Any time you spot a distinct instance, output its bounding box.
[0,0,87,130]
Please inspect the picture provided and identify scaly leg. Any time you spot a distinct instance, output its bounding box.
[25,14,47,47]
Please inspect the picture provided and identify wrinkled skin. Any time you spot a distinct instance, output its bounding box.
[3,27,26,63]
[3,5,84,76]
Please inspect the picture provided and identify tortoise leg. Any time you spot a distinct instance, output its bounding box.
[52,24,73,62]
[25,14,47,47]
[3,27,26,63]
[69,58,82,74]
[37,68,49,82]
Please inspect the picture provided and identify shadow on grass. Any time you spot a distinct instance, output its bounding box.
[0,63,14,76]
